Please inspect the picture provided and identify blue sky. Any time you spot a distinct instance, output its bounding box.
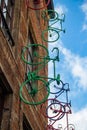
[48,0,87,129]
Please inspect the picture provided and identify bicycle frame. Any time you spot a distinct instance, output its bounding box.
[41,10,65,42]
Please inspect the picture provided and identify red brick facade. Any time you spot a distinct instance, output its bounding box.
[0,0,53,130]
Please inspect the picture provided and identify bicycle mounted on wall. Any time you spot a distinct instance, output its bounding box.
[19,1,75,130]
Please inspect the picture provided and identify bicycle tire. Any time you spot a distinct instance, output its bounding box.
[46,124,60,130]
[42,28,60,43]
[40,98,65,120]
[26,0,50,10]
[41,9,59,22]
[21,43,49,65]
[64,124,75,130]
[46,125,54,130]
[48,79,64,95]
[20,78,50,105]
[46,101,65,120]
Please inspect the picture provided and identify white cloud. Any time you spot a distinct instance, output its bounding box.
[55,4,68,16]
[60,107,87,130]
[58,42,87,90]
[82,23,87,31]
[81,2,87,31]
[69,106,87,130]
[48,41,87,90]
[48,106,87,130]
[81,2,87,20]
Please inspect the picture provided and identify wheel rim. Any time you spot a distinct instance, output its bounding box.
[20,79,50,105]
[42,28,59,43]
[21,43,49,65]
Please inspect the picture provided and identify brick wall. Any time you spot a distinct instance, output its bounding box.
[0,0,49,130]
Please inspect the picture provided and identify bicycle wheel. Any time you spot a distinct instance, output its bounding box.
[40,98,65,120]
[46,124,60,130]
[46,101,65,120]
[26,0,50,10]
[64,124,75,130]
[46,125,54,130]
[41,9,59,22]
[48,79,64,95]
[20,78,50,105]
[42,28,59,43]
[21,43,49,65]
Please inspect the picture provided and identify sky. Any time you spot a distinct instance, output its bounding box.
[48,0,87,129]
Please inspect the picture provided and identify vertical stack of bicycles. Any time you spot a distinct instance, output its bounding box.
[20,1,75,130]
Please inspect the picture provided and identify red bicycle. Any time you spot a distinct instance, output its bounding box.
[26,0,50,10]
